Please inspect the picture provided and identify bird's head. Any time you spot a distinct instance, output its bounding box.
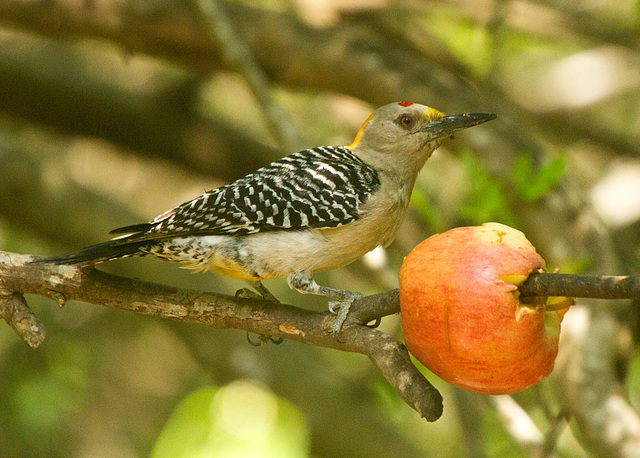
[348,102,496,177]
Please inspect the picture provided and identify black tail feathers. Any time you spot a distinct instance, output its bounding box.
[34,239,149,266]
[109,223,154,235]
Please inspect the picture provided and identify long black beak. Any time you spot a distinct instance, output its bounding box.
[422,113,497,138]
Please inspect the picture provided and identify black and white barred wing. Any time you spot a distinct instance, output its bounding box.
[38,147,380,265]
[117,147,381,240]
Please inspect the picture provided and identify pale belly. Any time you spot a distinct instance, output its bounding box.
[145,227,378,281]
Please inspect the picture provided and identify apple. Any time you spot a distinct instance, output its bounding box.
[399,222,571,394]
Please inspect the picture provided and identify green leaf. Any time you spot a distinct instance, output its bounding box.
[410,189,446,233]
[151,381,310,458]
[513,154,565,202]
[458,150,516,226]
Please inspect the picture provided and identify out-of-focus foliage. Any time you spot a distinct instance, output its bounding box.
[513,154,566,202]
[151,382,310,458]
[1,0,639,456]
[457,149,517,226]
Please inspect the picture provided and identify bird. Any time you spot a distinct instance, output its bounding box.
[37,102,496,336]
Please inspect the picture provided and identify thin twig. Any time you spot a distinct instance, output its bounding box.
[487,395,544,452]
[454,389,485,458]
[194,0,303,153]
[532,410,569,458]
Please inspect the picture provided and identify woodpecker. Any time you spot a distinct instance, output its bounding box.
[39,102,496,336]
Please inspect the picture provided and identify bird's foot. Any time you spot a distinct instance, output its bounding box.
[328,291,364,339]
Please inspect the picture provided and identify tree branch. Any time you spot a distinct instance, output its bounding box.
[2,245,639,423]
[0,0,464,108]
[0,291,45,348]
[0,250,443,421]
[519,273,640,300]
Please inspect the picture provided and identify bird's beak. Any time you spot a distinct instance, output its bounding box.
[421,113,497,139]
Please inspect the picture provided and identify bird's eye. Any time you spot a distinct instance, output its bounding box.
[399,115,414,128]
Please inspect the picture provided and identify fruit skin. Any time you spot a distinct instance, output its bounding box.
[399,223,566,395]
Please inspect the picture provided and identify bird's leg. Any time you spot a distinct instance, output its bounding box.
[287,271,363,336]
[235,280,279,302]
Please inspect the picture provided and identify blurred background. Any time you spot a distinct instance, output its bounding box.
[0,0,639,456]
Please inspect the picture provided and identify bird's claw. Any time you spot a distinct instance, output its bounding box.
[246,332,284,346]
[328,292,364,340]
[236,288,260,300]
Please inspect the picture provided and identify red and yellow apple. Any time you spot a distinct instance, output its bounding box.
[399,223,571,394]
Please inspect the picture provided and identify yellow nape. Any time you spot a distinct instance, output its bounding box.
[425,106,445,121]
[348,113,373,149]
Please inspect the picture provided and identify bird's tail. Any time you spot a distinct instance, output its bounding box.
[34,239,149,266]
